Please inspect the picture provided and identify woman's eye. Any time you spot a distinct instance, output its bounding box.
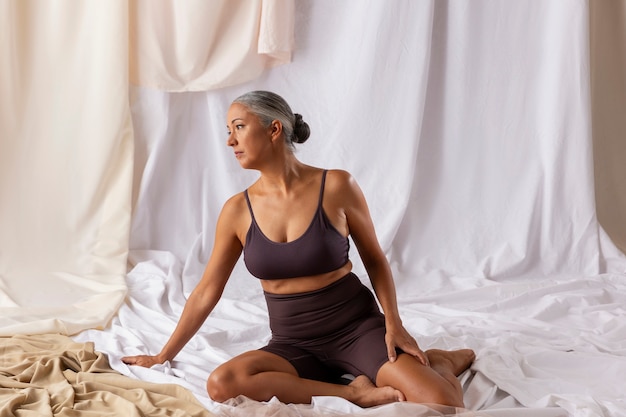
[236,124,244,130]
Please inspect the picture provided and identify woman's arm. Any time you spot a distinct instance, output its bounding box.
[122,197,244,367]
[332,170,429,366]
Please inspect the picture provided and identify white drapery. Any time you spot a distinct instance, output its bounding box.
[128,0,625,291]
[79,2,626,417]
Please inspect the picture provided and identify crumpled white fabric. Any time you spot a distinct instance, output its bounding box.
[75,251,626,417]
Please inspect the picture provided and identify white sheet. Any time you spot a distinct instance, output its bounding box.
[75,252,626,416]
[74,1,626,417]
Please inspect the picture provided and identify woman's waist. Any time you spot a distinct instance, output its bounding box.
[264,272,381,339]
[260,261,352,295]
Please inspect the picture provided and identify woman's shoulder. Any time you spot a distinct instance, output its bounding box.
[321,169,365,209]
[219,191,250,223]
[324,168,357,191]
[222,191,249,213]
[215,191,252,242]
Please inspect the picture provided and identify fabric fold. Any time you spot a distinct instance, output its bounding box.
[0,334,215,417]
[129,0,294,92]
[0,0,132,336]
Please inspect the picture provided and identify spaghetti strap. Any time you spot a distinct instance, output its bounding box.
[318,170,328,205]
[244,190,255,219]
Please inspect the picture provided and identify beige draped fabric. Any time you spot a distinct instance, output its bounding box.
[0,0,132,336]
[0,334,214,416]
[129,0,294,91]
[0,0,293,336]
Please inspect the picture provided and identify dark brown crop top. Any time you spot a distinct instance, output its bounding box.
[243,170,350,280]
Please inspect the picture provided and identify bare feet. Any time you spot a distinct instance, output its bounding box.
[426,349,475,376]
[348,375,405,407]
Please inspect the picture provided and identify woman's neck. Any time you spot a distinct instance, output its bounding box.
[257,158,309,196]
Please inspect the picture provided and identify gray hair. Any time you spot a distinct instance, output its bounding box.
[232,91,310,150]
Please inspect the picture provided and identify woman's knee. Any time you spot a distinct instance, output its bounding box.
[376,354,464,407]
[397,374,464,407]
[418,383,464,408]
[207,351,287,402]
[207,363,243,403]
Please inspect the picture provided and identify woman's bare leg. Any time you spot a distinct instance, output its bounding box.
[207,350,404,407]
[376,349,475,408]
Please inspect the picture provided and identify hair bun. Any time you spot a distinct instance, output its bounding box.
[292,113,310,144]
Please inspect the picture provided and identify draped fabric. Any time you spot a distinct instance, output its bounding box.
[0,334,214,417]
[0,0,131,335]
[129,0,294,91]
[2,1,626,417]
[79,2,626,417]
[0,0,293,335]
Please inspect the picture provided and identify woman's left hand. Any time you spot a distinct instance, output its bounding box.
[385,325,430,367]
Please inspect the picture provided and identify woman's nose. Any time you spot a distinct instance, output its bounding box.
[226,133,236,146]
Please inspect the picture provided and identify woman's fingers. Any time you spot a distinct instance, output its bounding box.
[387,330,431,367]
[121,355,158,368]
[386,340,398,363]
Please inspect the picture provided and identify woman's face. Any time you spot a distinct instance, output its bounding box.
[226,103,273,169]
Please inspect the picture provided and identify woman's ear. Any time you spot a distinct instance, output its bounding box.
[269,120,283,141]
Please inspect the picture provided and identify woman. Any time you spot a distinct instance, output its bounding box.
[122,91,475,408]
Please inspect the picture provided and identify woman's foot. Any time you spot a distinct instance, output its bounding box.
[426,349,475,376]
[348,375,405,407]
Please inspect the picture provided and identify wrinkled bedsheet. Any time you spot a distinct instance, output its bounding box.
[71,251,626,417]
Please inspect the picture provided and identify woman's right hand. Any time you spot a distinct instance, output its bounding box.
[121,354,165,368]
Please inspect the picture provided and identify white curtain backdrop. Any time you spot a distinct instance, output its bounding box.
[76,1,626,417]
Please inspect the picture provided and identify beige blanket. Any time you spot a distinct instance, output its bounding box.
[0,334,214,416]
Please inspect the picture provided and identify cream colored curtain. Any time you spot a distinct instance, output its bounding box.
[0,0,293,336]
[0,0,132,335]
[130,0,294,91]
